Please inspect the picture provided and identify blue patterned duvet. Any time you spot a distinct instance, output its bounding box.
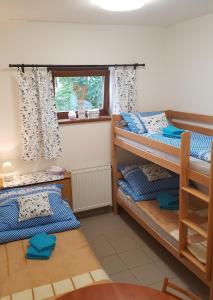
[0,219,79,244]
[0,184,80,244]
[144,132,213,162]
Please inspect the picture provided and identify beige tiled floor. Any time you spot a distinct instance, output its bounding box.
[79,210,209,300]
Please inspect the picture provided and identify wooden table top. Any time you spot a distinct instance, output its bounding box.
[56,282,177,300]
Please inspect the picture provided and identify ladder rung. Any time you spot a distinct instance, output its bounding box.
[181,186,209,203]
[181,249,206,273]
[181,219,208,239]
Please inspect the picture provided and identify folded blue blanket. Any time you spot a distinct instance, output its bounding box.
[29,232,56,252]
[26,232,56,260]
[163,125,185,138]
[156,190,179,210]
[26,245,54,260]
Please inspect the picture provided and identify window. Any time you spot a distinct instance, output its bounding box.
[51,68,110,121]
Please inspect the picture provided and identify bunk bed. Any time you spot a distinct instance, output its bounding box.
[112,110,213,299]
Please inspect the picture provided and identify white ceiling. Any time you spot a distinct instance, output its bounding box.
[0,0,213,26]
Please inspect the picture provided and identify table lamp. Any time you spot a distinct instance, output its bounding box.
[2,161,14,182]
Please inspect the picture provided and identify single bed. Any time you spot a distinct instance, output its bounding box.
[0,182,110,300]
[0,229,109,300]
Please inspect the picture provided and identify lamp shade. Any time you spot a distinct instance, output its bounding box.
[2,161,14,182]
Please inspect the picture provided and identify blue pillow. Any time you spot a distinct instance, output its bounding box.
[117,179,162,202]
[121,112,145,134]
[119,165,179,196]
[0,184,73,232]
[136,111,163,133]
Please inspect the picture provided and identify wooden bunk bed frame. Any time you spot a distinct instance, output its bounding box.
[112,110,213,299]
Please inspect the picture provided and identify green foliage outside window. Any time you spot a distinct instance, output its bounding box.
[55,76,104,112]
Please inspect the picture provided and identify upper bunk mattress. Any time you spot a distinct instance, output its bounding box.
[0,229,110,299]
[117,135,210,176]
[144,131,212,162]
[117,188,207,265]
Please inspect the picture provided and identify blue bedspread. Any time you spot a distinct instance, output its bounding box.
[0,184,80,244]
[0,219,80,244]
[144,132,212,162]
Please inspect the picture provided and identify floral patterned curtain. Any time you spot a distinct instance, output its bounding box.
[110,66,137,114]
[17,69,62,161]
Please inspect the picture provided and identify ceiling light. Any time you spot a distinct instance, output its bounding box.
[91,0,151,12]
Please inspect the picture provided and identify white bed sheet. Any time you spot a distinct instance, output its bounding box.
[117,136,210,176]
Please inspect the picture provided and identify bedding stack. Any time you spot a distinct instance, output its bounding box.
[117,163,179,207]
[0,184,80,244]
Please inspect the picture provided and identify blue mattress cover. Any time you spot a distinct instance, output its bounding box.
[144,131,212,162]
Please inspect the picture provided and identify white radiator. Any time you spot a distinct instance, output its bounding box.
[71,165,112,212]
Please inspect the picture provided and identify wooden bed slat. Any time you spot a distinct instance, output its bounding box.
[182,186,209,203]
[172,121,213,136]
[115,127,181,157]
[188,170,209,187]
[181,219,208,239]
[167,110,213,125]
[115,139,181,174]
[181,249,206,273]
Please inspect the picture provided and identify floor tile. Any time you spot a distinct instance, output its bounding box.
[119,248,152,268]
[154,258,183,279]
[108,235,141,253]
[90,236,115,258]
[131,263,165,286]
[80,227,102,244]
[149,281,164,291]
[110,270,139,285]
[100,254,127,275]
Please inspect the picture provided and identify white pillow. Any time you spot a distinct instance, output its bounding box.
[18,192,53,222]
[139,163,172,182]
[141,112,169,133]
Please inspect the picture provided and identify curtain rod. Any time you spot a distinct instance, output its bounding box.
[9,63,145,72]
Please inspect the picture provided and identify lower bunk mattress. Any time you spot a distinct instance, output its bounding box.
[117,188,207,265]
[0,229,110,300]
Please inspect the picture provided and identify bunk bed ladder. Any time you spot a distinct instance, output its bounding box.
[179,134,213,278]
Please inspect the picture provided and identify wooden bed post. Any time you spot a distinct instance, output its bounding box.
[179,132,191,252]
[111,114,118,214]
[209,151,213,299]
[207,142,213,291]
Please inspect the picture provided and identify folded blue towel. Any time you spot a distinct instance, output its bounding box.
[26,245,54,260]
[29,232,56,252]
[163,125,185,138]
[156,191,179,210]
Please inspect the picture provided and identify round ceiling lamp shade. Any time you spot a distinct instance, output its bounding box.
[91,0,151,11]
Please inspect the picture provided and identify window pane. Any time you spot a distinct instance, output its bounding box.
[55,76,105,112]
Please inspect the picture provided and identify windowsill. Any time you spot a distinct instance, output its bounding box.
[58,115,111,125]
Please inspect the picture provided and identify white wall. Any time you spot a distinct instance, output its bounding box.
[165,13,213,114]
[0,21,167,173]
